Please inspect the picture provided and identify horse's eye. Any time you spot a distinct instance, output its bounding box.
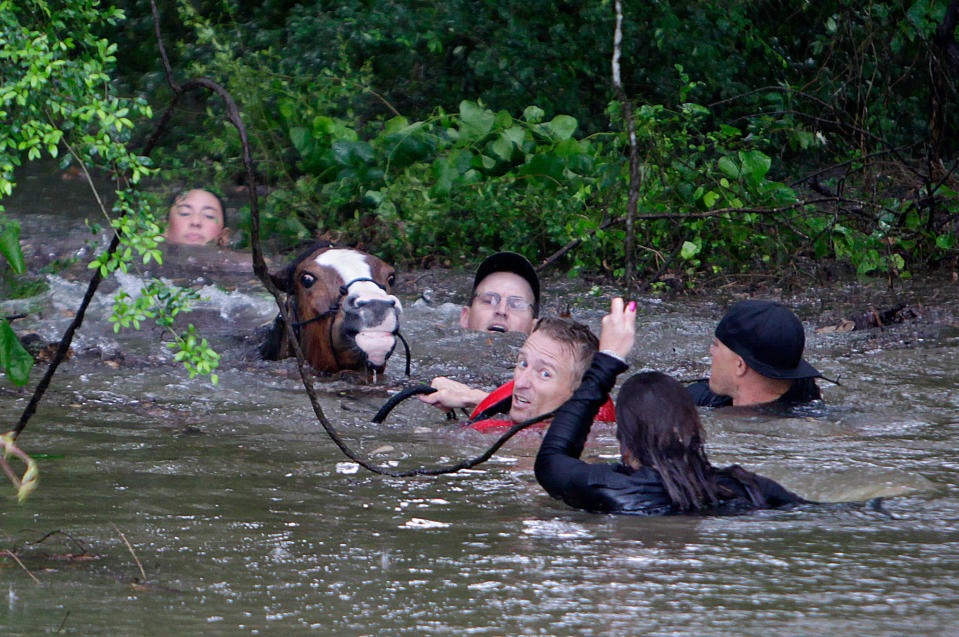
[300,273,316,289]
[387,274,396,288]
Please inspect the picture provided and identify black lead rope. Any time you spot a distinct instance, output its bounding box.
[395,330,411,376]
[371,384,435,423]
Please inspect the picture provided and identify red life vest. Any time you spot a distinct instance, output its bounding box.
[467,380,616,432]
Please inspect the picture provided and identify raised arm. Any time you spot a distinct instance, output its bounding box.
[535,299,635,503]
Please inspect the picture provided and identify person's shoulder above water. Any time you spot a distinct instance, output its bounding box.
[535,298,808,517]
[164,188,228,246]
[688,299,824,408]
[686,379,733,408]
[459,251,539,334]
[686,378,822,415]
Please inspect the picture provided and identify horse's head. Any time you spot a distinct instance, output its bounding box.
[271,244,402,374]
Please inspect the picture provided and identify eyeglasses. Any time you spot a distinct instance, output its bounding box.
[473,292,534,313]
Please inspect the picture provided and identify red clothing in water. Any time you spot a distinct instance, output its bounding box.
[467,380,616,433]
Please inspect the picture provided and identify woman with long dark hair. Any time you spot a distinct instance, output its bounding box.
[534,298,806,515]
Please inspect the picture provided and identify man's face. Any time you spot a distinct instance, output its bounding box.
[459,271,536,334]
[509,331,579,423]
[165,189,225,246]
[708,337,741,396]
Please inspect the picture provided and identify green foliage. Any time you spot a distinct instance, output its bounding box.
[113,0,956,282]
[0,219,24,274]
[0,217,33,385]
[0,318,32,386]
[170,324,220,384]
[0,0,222,387]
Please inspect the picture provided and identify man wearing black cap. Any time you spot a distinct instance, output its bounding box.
[459,251,540,334]
[416,252,542,411]
[687,300,822,407]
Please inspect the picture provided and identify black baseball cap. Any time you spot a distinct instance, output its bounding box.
[715,300,821,380]
[472,252,540,313]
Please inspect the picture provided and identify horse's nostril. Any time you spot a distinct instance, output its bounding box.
[350,296,396,309]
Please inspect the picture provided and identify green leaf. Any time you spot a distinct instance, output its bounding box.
[503,126,526,147]
[383,116,411,134]
[0,222,25,274]
[936,233,955,249]
[546,115,578,140]
[0,320,33,386]
[717,156,740,180]
[459,100,494,140]
[518,153,565,185]
[680,240,701,260]
[331,140,374,166]
[718,124,742,138]
[523,105,545,124]
[703,191,720,208]
[490,134,513,160]
[431,157,454,195]
[740,150,771,187]
[289,126,313,158]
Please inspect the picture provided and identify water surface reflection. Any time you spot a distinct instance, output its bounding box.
[2,168,958,635]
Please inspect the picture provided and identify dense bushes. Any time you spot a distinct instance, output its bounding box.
[112,1,958,280]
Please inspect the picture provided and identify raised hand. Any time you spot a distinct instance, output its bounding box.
[599,297,637,360]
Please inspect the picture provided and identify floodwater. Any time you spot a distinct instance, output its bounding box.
[2,165,959,635]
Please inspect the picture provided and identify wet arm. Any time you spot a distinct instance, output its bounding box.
[534,353,628,500]
[417,377,489,411]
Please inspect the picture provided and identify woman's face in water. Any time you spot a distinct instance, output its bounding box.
[165,189,224,245]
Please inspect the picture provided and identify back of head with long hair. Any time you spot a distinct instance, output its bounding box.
[615,372,770,511]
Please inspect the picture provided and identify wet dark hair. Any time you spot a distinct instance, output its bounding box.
[615,371,769,511]
[530,317,598,382]
[169,188,228,227]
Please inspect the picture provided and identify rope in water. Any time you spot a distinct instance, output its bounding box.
[147,0,541,477]
[13,1,542,478]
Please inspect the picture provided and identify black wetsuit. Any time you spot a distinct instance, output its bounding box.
[686,377,822,408]
[534,354,806,516]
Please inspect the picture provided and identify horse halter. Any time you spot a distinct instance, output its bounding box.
[289,277,411,375]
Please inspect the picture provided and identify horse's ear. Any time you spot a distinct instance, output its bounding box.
[270,262,296,294]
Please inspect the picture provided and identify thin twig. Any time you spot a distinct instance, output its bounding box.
[112,524,146,582]
[3,549,40,584]
[611,0,639,293]
[55,610,71,633]
[537,216,619,272]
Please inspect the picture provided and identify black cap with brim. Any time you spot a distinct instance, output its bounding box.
[472,252,540,310]
[715,300,821,380]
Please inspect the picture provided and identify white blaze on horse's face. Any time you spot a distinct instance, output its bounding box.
[315,249,403,368]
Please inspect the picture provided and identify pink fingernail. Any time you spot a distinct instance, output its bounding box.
[627,301,636,312]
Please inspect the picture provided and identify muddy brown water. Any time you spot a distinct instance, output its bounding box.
[2,165,958,635]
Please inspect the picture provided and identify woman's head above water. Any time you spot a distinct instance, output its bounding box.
[164,188,227,246]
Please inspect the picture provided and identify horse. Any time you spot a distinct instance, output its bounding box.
[259,243,403,376]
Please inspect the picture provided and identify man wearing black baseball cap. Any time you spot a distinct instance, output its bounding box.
[459,251,540,334]
[687,300,823,407]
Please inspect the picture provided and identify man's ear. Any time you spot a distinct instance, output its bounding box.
[734,354,749,377]
[459,306,471,329]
